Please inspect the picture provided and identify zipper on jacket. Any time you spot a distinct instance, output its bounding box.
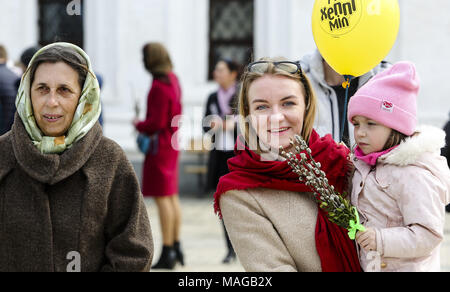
[328,89,335,139]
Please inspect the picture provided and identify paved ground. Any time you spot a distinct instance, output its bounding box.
[145,197,244,272]
[145,197,450,272]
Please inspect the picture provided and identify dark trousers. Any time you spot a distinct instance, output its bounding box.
[206,150,235,192]
[207,150,235,253]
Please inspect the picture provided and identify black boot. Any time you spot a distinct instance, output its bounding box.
[222,249,236,264]
[222,222,236,264]
[151,245,177,270]
[446,204,450,213]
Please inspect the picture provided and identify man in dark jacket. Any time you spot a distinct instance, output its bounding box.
[0,45,20,136]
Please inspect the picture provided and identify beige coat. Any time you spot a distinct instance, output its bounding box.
[220,188,322,272]
[351,126,450,272]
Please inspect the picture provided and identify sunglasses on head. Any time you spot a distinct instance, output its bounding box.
[247,61,304,77]
[247,60,311,110]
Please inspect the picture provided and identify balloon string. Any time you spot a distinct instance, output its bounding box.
[340,75,353,143]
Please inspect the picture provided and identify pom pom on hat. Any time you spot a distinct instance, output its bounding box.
[347,61,420,136]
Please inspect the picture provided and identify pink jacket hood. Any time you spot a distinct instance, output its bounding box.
[379,125,450,205]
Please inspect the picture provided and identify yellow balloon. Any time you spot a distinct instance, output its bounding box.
[312,0,400,77]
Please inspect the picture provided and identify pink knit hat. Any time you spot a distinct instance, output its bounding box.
[348,61,420,136]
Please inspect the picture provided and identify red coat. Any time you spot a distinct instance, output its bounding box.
[136,72,182,197]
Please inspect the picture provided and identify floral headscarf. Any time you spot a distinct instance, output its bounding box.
[15,42,101,154]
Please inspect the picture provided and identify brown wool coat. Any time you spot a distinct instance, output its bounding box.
[0,115,154,272]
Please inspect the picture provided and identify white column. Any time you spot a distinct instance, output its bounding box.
[255,0,291,59]
[0,0,38,63]
[84,0,121,104]
[395,0,450,126]
[165,0,215,147]
[289,0,317,60]
[255,0,316,60]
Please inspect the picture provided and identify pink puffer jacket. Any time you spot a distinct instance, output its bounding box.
[351,126,450,272]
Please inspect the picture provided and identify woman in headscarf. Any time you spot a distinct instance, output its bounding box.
[0,42,153,272]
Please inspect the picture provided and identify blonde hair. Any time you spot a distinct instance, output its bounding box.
[238,57,317,153]
[143,42,173,76]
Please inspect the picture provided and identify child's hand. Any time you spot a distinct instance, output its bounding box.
[355,227,377,252]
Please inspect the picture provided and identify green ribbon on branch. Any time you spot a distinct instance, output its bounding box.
[347,206,365,240]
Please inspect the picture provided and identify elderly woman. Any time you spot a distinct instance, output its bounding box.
[0,42,153,272]
[213,58,361,272]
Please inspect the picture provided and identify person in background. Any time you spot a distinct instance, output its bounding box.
[17,46,41,74]
[442,113,450,213]
[203,58,241,264]
[95,72,104,127]
[0,44,20,136]
[300,49,390,146]
[134,42,183,270]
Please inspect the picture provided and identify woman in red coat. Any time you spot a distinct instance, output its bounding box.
[134,42,183,270]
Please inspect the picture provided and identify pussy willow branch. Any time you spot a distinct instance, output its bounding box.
[280,135,354,228]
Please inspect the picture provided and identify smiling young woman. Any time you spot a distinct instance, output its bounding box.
[248,74,306,152]
[213,57,362,272]
[238,59,316,156]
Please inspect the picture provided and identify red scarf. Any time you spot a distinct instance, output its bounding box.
[214,130,362,272]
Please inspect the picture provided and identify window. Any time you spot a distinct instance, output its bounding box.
[209,0,254,79]
[38,0,84,48]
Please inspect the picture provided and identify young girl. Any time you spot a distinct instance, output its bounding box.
[347,61,450,272]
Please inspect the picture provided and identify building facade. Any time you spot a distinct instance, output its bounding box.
[1,0,449,152]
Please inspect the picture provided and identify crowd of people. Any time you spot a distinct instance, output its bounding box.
[0,40,449,272]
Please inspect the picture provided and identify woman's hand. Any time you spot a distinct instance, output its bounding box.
[355,227,377,252]
[133,118,140,128]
